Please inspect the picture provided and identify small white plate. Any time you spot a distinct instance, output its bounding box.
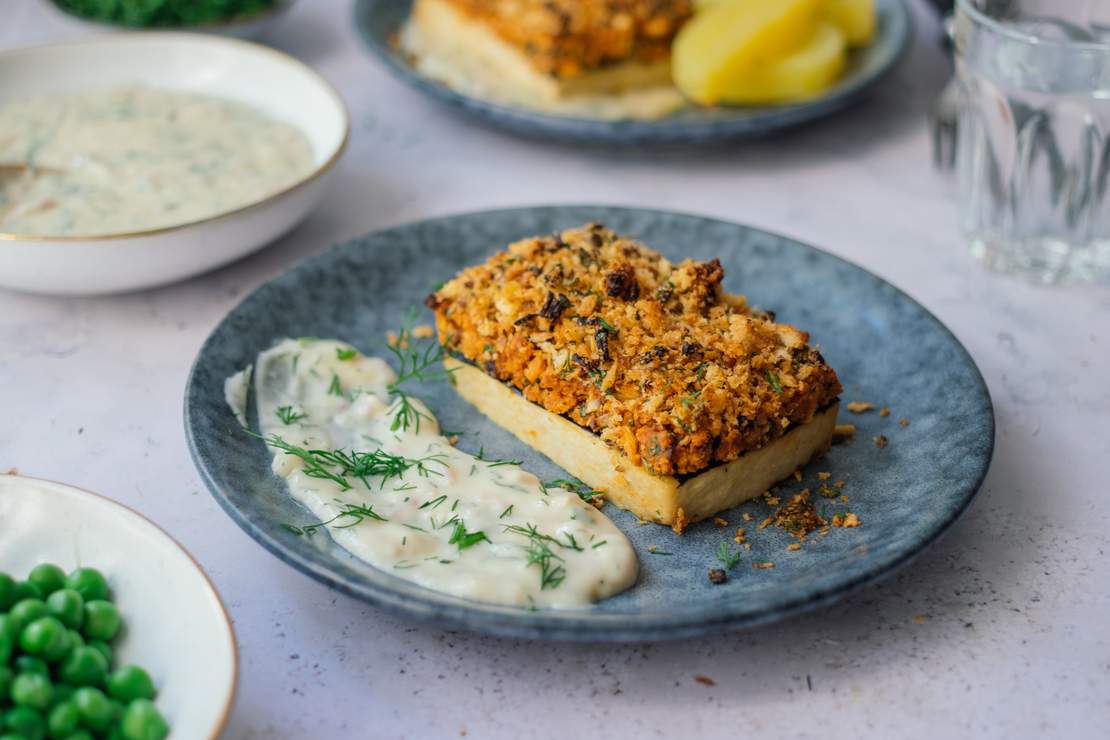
[0,475,237,739]
[0,33,349,295]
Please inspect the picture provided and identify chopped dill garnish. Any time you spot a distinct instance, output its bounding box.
[647,546,673,555]
[275,405,307,425]
[499,505,514,519]
[250,432,446,491]
[336,347,357,361]
[327,373,344,397]
[419,494,447,510]
[716,541,742,570]
[448,520,489,551]
[383,307,457,431]
[543,478,605,504]
[389,390,433,434]
[281,501,387,537]
[503,523,583,552]
[475,447,522,467]
[591,540,608,549]
[765,370,783,394]
[503,523,569,590]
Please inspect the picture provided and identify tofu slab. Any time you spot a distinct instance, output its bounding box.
[448,357,839,532]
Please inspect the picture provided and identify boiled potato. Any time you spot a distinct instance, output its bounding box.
[714,23,848,105]
[823,0,876,47]
[673,0,822,106]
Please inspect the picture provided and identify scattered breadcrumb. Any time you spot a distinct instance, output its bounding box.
[694,675,716,687]
[818,484,838,498]
[448,435,460,445]
[873,434,889,449]
[846,402,874,413]
[839,495,850,504]
[843,512,861,527]
[817,471,831,481]
[757,516,773,530]
[753,561,775,570]
[899,417,910,427]
[792,469,803,482]
[913,614,929,624]
[879,406,891,417]
[834,480,846,489]
[743,543,752,550]
[763,494,781,506]
[833,424,856,442]
[734,528,746,545]
[773,490,826,540]
[742,512,753,522]
[713,516,729,527]
[411,324,435,339]
[708,569,727,585]
[787,543,801,552]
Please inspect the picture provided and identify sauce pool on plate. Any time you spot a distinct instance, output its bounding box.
[0,86,315,237]
[230,338,639,609]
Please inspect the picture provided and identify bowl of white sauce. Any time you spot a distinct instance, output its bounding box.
[0,33,348,295]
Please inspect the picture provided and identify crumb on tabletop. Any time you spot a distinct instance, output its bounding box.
[753,561,775,570]
[846,401,875,413]
[694,675,717,687]
[708,568,728,585]
[899,417,910,427]
[879,406,891,417]
[873,434,889,449]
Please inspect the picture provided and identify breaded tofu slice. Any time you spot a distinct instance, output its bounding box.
[402,0,691,102]
[427,223,842,531]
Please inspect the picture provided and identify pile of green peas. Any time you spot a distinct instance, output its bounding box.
[0,564,168,740]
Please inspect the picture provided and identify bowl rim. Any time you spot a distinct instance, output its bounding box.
[45,0,297,33]
[0,31,350,244]
[0,472,239,737]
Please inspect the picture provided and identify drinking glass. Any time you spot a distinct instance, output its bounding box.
[955,0,1110,284]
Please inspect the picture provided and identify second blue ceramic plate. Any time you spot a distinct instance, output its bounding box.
[354,0,912,145]
[185,206,992,641]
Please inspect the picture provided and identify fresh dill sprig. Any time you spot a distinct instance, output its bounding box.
[336,347,357,361]
[716,541,742,570]
[499,505,514,519]
[389,390,433,434]
[383,307,457,432]
[252,432,446,491]
[503,522,583,553]
[447,520,489,551]
[543,478,605,504]
[503,523,568,590]
[475,447,522,467]
[282,501,387,537]
[275,405,307,425]
[419,494,448,510]
[327,373,344,397]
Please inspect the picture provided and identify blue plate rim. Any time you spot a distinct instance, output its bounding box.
[351,0,914,144]
[184,204,994,641]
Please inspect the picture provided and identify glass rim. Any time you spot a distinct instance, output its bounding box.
[957,0,1110,53]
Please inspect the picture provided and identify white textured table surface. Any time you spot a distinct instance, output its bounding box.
[3,1,1108,738]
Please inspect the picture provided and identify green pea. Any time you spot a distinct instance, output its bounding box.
[57,648,108,689]
[66,630,84,650]
[106,667,154,703]
[0,573,16,611]
[63,571,107,604]
[0,666,13,700]
[61,732,93,740]
[13,581,44,603]
[46,701,80,737]
[52,683,75,707]
[72,687,114,732]
[45,591,84,632]
[20,617,70,662]
[120,700,167,740]
[0,634,10,665]
[11,672,53,710]
[8,599,48,632]
[0,616,18,642]
[27,566,66,598]
[3,705,45,740]
[85,641,112,667]
[81,602,120,642]
[0,734,23,740]
[14,656,49,677]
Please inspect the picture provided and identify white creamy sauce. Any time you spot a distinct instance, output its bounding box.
[400,22,686,121]
[224,365,252,429]
[0,86,315,236]
[240,339,638,608]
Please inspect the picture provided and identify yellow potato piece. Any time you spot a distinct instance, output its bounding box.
[673,0,822,106]
[823,0,876,47]
[714,22,848,105]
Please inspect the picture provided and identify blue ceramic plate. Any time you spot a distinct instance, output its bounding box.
[353,0,912,145]
[184,206,993,641]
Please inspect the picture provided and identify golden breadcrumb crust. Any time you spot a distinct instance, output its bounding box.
[438,0,692,79]
[427,223,842,476]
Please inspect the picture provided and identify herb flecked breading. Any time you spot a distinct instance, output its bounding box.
[427,223,842,476]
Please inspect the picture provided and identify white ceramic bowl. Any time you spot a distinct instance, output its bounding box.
[0,475,237,738]
[0,33,349,295]
[45,0,300,40]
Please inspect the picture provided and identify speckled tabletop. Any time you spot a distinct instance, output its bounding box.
[2,1,1108,738]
